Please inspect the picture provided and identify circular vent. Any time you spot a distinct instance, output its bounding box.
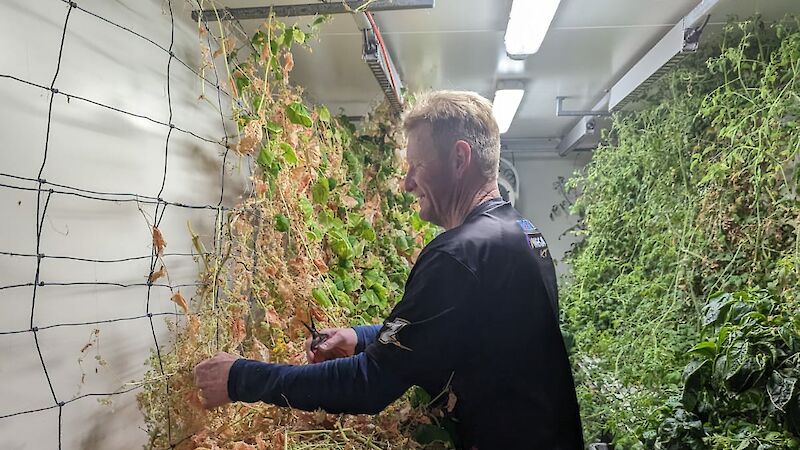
[497,157,519,207]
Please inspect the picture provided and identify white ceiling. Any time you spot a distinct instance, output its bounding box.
[218,0,800,141]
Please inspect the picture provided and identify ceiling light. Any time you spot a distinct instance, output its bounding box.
[492,82,525,134]
[504,0,562,59]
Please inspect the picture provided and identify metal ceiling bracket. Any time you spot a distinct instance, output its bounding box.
[192,0,435,22]
[683,15,711,52]
[555,96,611,117]
[556,93,611,156]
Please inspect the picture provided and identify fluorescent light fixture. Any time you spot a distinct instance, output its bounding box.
[492,83,525,134]
[504,0,562,59]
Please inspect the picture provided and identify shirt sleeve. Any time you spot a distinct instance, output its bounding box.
[353,324,382,353]
[227,352,409,415]
[365,250,479,385]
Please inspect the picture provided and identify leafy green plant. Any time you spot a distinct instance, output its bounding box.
[657,289,800,449]
[563,17,800,449]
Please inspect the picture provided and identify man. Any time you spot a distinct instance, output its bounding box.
[194,91,584,449]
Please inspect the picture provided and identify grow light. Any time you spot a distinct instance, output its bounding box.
[492,84,525,134]
[504,0,562,59]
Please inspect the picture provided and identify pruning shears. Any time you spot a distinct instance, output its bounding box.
[302,311,330,352]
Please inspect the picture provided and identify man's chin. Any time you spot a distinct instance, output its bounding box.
[418,209,440,227]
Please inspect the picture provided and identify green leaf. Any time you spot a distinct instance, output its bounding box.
[362,269,381,288]
[688,341,718,358]
[413,424,453,446]
[311,178,330,204]
[312,15,327,26]
[234,75,249,94]
[327,229,354,260]
[409,386,431,407]
[285,102,313,127]
[311,287,332,308]
[252,95,264,111]
[702,293,734,327]
[282,28,294,47]
[293,29,306,44]
[274,214,290,232]
[251,30,267,49]
[257,147,272,167]
[280,142,298,164]
[359,289,379,306]
[266,121,283,135]
[768,372,797,411]
[318,105,331,122]
[298,198,314,220]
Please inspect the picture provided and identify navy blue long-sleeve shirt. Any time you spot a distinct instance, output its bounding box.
[227,199,584,449]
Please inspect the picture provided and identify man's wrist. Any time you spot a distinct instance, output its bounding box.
[352,325,381,354]
[226,358,246,402]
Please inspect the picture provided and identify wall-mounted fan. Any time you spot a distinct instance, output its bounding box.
[497,157,520,207]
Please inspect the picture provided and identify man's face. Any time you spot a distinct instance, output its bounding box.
[403,124,454,226]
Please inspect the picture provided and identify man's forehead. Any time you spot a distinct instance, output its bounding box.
[405,124,436,160]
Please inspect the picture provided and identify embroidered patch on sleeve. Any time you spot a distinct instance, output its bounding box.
[378,318,412,351]
[516,219,548,250]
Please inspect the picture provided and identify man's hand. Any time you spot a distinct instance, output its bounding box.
[305,327,357,363]
[193,352,238,409]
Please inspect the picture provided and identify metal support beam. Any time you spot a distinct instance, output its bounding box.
[608,0,719,110]
[192,0,435,22]
[556,96,611,117]
[557,0,721,156]
[501,137,561,154]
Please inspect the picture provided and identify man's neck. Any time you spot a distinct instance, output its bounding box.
[442,180,501,230]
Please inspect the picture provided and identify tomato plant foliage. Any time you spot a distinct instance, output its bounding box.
[563,18,800,449]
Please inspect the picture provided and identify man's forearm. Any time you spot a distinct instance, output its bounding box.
[227,352,408,414]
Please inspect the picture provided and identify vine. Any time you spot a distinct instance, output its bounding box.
[137,10,442,450]
[563,17,800,449]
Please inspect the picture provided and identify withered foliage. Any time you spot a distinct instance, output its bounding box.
[138,13,446,450]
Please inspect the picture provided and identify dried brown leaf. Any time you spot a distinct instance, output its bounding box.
[152,226,166,256]
[171,291,189,315]
[264,307,281,326]
[234,120,263,155]
[342,196,358,208]
[255,434,269,450]
[250,337,270,362]
[231,317,246,348]
[149,265,167,283]
[282,52,294,79]
[313,258,329,273]
[212,36,236,59]
[271,431,285,449]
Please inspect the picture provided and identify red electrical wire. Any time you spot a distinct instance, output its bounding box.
[365,12,397,92]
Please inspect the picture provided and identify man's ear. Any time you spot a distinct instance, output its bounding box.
[453,140,472,177]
